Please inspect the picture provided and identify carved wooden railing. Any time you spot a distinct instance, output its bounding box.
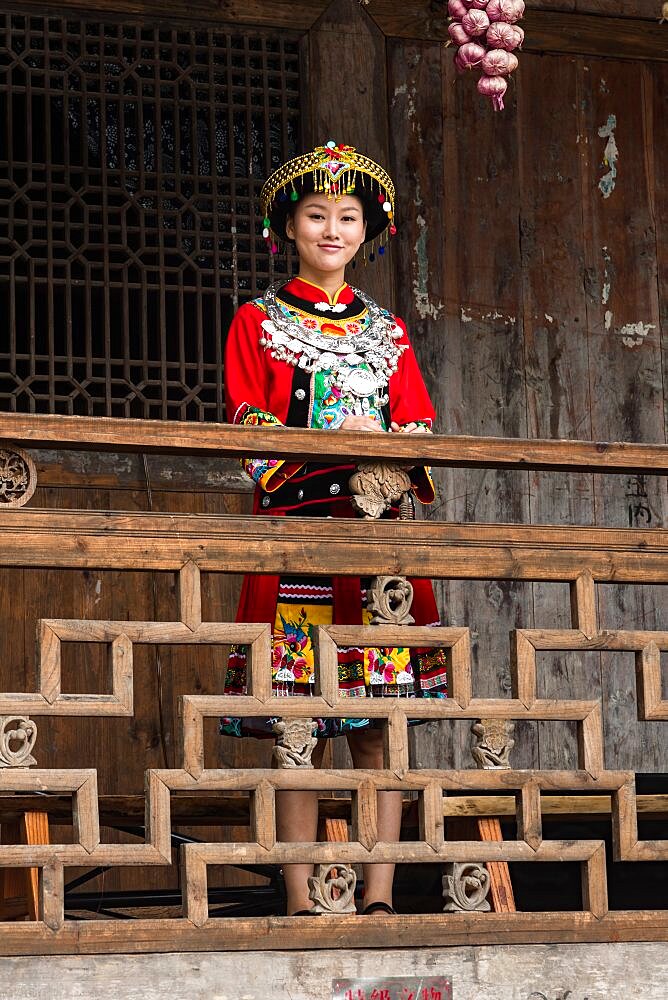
[0,413,666,954]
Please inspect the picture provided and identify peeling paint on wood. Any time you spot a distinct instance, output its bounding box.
[619,321,656,348]
[597,114,619,197]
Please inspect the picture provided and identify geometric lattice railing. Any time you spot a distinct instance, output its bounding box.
[0,418,667,953]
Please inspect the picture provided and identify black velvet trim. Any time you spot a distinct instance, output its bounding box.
[277,288,366,321]
[285,366,311,426]
[259,462,356,514]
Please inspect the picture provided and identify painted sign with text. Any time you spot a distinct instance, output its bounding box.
[332,977,452,1000]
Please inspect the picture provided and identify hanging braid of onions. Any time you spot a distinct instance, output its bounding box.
[446,0,525,112]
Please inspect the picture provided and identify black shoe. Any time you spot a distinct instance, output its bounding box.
[361,901,396,915]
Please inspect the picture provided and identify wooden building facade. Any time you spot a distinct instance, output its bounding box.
[0,0,666,954]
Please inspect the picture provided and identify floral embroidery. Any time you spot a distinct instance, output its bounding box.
[235,406,285,486]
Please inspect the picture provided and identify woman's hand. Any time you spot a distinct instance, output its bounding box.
[389,421,432,434]
[340,415,384,433]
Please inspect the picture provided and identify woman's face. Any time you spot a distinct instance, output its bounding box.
[285,193,366,275]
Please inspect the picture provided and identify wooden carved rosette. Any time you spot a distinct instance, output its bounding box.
[0,446,36,509]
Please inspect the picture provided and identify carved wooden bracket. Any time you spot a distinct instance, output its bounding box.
[442,862,491,912]
[0,446,37,509]
[271,718,318,768]
[471,718,516,770]
[367,575,415,626]
[348,462,412,520]
[308,863,357,914]
[0,716,37,767]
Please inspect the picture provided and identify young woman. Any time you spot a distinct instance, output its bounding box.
[221,142,447,916]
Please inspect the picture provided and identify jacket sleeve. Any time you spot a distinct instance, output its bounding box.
[388,316,436,504]
[224,302,304,492]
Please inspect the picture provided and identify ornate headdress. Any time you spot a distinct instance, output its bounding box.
[259,141,397,260]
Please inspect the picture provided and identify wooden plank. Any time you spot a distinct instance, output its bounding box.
[477,818,516,914]
[570,574,599,637]
[39,862,64,931]
[0,791,665,823]
[579,704,605,775]
[251,781,276,851]
[305,0,393,310]
[655,58,668,611]
[439,38,537,771]
[518,781,543,850]
[442,793,668,820]
[1,0,324,31]
[578,55,668,773]
[636,643,666,720]
[30,450,252,495]
[516,50,599,772]
[156,767,631,792]
[352,781,378,852]
[582,844,609,918]
[178,562,202,631]
[418,783,444,851]
[176,692,599,722]
[384,709,409,772]
[0,910,666,955]
[370,5,667,60]
[4,512,668,581]
[181,846,209,927]
[4,413,668,473]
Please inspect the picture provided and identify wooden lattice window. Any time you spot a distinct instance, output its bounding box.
[0,10,302,420]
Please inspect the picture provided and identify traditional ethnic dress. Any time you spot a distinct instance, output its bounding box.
[220,275,448,739]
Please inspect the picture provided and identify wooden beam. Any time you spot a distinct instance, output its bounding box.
[2,413,668,474]
[367,4,667,61]
[1,0,325,32]
[0,910,665,954]
[0,792,664,824]
[1,510,667,581]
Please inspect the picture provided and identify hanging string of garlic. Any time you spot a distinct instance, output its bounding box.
[446,0,525,111]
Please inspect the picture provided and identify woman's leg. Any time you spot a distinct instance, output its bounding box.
[347,729,403,911]
[276,738,327,915]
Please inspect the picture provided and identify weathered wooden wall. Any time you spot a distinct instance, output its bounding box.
[386,34,668,772]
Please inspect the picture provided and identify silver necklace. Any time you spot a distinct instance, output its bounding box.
[259,281,406,400]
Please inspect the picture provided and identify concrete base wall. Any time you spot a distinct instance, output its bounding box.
[1,942,667,1000]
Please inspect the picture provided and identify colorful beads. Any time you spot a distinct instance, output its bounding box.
[377,193,385,203]
[263,216,271,228]
[389,224,397,236]
[290,190,299,202]
[378,246,385,256]
[382,201,392,212]
[262,227,270,239]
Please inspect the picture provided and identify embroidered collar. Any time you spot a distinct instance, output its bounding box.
[287,276,351,306]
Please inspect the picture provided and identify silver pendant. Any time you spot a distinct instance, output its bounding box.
[341,367,381,398]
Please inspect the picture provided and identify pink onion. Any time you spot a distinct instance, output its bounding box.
[461,9,490,36]
[448,22,472,46]
[455,41,487,71]
[447,0,469,17]
[486,0,524,24]
[482,48,518,76]
[486,21,520,50]
[477,73,508,110]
